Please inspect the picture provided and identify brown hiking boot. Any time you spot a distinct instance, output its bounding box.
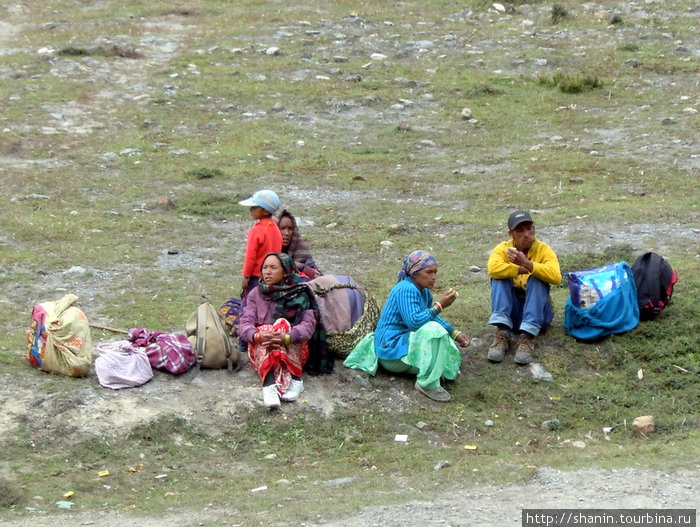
[514,333,535,365]
[487,328,511,362]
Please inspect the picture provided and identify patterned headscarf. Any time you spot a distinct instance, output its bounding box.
[258,252,332,374]
[397,250,437,283]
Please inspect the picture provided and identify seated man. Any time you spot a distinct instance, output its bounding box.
[487,211,561,365]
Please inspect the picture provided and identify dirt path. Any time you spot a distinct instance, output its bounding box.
[2,467,697,526]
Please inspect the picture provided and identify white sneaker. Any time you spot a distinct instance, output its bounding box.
[280,379,304,402]
[262,384,280,408]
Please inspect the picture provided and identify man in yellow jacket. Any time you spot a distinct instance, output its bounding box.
[487,211,561,365]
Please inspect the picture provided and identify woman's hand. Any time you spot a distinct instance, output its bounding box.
[455,332,471,348]
[438,288,459,309]
[255,331,287,346]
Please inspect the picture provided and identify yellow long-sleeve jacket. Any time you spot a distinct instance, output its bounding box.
[487,238,562,290]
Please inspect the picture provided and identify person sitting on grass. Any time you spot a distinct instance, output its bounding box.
[486,210,561,365]
[238,252,327,409]
[274,208,323,280]
[343,250,470,403]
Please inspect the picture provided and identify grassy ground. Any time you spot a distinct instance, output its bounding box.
[0,0,698,524]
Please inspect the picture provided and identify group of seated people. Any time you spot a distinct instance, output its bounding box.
[235,190,561,408]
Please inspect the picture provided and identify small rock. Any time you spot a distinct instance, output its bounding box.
[354,375,372,389]
[529,363,553,381]
[64,266,87,275]
[661,117,675,125]
[434,460,450,471]
[167,249,179,255]
[155,196,175,210]
[571,440,587,449]
[333,56,349,63]
[460,107,473,120]
[469,265,481,273]
[492,3,506,13]
[484,420,494,427]
[541,419,561,431]
[264,454,277,460]
[370,52,387,61]
[265,47,280,56]
[323,477,358,486]
[415,421,430,430]
[380,240,393,247]
[632,415,655,435]
[325,222,337,229]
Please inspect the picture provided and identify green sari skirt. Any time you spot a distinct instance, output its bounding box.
[343,321,461,391]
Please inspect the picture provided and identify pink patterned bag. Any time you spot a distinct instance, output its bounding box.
[128,329,196,375]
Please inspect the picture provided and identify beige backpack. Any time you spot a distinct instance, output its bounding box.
[185,302,237,370]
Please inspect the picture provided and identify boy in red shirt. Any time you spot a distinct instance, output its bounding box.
[237,190,283,352]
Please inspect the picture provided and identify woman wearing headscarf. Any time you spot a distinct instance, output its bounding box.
[344,250,470,402]
[274,208,323,279]
[238,252,329,408]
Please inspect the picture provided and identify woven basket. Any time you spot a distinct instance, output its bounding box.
[312,282,380,358]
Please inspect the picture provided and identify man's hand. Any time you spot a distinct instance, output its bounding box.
[507,247,533,274]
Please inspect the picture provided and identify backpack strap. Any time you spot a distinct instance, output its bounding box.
[195,302,207,363]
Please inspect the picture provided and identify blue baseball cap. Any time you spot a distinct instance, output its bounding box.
[239,190,281,214]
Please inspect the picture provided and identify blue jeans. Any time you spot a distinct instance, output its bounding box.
[489,277,553,336]
[237,276,260,353]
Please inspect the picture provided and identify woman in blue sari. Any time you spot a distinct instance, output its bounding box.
[344,250,470,402]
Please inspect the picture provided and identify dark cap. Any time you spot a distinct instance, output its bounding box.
[507,210,533,230]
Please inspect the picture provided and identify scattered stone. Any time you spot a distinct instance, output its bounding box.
[461,107,473,120]
[155,196,175,210]
[333,56,349,62]
[167,249,179,255]
[485,420,494,427]
[469,265,481,273]
[154,474,168,482]
[492,3,506,14]
[529,363,553,381]
[168,148,189,155]
[265,47,280,56]
[64,266,87,275]
[354,375,372,389]
[434,460,450,471]
[623,59,640,67]
[380,240,393,247]
[661,117,675,125]
[571,440,587,449]
[370,52,387,61]
[610,14,623,25]
[415,421,430,430]
[632,415,655,435]
[264,454,277,460]
[119,147,140,156]
[323,477,358,486]
[541,419,561,431]
[11,193,50,202]
[325,222,337,229]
